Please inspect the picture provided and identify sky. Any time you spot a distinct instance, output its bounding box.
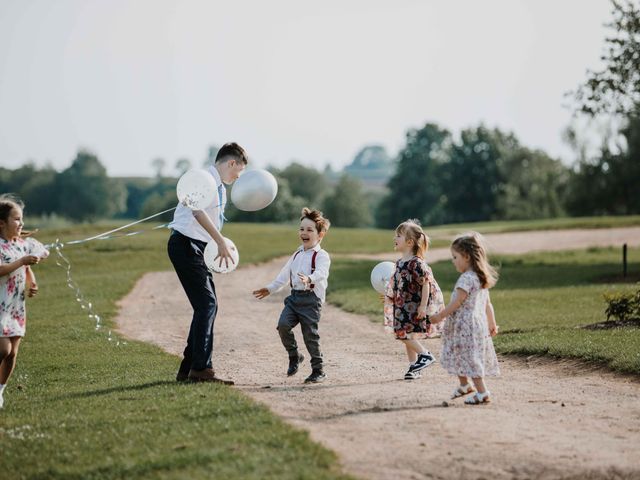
[0,1,612,177]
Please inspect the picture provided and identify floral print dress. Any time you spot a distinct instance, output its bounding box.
[0,236,48,337]
[384,256,445,340]
[440,270,500,377]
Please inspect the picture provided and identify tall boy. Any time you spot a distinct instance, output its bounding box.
[168,142,247,384]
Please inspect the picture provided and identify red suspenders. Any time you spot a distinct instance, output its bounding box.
[290,250,318,289]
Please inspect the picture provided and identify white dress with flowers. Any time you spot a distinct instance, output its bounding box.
[440,270,500,377]
[0,237,48,337]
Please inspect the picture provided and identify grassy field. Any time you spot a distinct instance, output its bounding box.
[3,219,639,478]
[1,226,353,480]
[328,247,640,375]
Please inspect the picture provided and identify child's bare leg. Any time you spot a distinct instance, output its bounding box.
[471,377,487,394]
[458,375,470,387]
[402,341,418,363]
[0,337,21,385]
[404,339,427,355]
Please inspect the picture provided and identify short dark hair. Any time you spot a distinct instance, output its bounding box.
[215,142,248,165]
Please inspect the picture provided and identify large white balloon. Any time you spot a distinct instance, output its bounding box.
[231,169,278,211]
[204,237,240,274]
[370,261,396,294]
[176,169,217,210]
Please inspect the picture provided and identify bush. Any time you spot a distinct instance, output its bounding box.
[604,285,640,322]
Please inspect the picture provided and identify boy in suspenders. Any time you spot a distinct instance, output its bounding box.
[253,208,331,383]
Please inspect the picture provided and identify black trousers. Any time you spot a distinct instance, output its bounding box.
[167,230,217,371]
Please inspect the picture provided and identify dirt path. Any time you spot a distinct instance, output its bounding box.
[116,228,640,480]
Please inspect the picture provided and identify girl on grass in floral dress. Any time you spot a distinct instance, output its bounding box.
[0,194,48,409]
[430,232,500,405]
[384,219,445,381]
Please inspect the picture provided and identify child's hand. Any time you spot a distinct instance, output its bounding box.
[430,312,443,324]
[27,282,38,297]
[253,288,270,299]
[416,304,428,319]
[297,273,311,289]
[489,324,499,337]
[21,255,40,266]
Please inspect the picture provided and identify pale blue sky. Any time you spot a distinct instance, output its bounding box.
[0,1,611,176]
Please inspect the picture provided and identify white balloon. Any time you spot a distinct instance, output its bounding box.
[204,237,240,274]
[370,261,396,294]
[176,169,217,210]
[231,169,278,211]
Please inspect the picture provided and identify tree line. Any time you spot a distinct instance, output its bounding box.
[2,0,638,228]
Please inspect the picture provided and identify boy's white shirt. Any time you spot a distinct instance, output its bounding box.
[168,166,226,242]
[266,242,331,303]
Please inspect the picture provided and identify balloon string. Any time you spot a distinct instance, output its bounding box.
[51,239,125,345]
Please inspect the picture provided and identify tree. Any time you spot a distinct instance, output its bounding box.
[344,145,394,183]
[278,162,328,205]
[496,147,568,220]
[439,126,513,223]
[151,157,166,178]
[175,158,192,176]
[322,175,373,227]
[376,123,451,228]
[566,110,640,215]
[56,150,127,221]
[573,0,640,115]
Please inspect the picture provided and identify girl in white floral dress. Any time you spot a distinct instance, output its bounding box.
[430,232,499,405]
[0,195,48,409]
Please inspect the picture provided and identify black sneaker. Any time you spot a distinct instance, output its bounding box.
[404,370,422,380]
[287,353,305,376]
[304,369,326,383]
[408,352,436,373]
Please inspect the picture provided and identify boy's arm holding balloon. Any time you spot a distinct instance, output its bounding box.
[193,210,234,268]
[253,253,295,300]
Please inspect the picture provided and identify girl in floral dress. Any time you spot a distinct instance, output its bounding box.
[384,219,445,380]
[0,195,48,409]
[430,232,499,405]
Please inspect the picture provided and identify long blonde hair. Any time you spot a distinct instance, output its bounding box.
[396,219,429,259]
[451,232,498,288]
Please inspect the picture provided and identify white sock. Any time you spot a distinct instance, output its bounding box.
[0,384,5,394]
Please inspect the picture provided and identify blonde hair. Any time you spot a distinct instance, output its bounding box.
[395,219,429,259]
[451,232,498,288]
[300,207,330,234]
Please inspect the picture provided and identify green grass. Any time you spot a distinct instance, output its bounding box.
[425,215,640,237]
[2,225,353,480]
[327,247,640,375]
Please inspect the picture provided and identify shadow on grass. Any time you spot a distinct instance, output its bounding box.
[55,380,177,400]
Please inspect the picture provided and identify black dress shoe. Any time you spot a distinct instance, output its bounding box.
[304,369,326,383]
[287,353,305,376]
[176,358,191,382]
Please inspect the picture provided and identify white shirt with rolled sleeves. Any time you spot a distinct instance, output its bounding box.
[266,243,331,303]
[168,166,226,242]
